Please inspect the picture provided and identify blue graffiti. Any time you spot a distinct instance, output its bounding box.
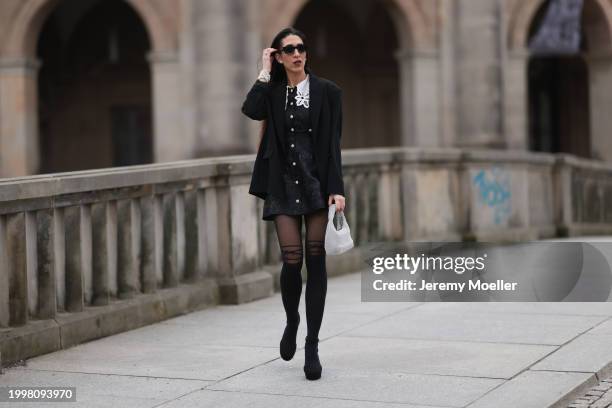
[473,168,512,225]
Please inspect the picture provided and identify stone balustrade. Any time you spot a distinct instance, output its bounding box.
[0,148,611,365]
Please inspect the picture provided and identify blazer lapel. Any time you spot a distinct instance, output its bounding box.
[272,80,287,157]
[308,70,323,147]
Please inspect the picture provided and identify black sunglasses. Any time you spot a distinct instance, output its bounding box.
[280,43,307,54]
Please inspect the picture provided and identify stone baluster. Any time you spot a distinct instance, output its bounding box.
[5,213,29,325]
[36,209,56,318]
[184,190,198,282]
[53,208,66,312]
[367,170,380,243]
[354,170,365,245]
[25,211,38,317]
[196,186,217,276]
[64,205,91,312]
[346,172,358,246]
[92,201,117,305]
[355,171,368,246]
[378,163,403,241]
[163,192,179,287]
[0,215,8,327]
[140,194,161,293]
[176,191,186,282]
[117,199,141,298]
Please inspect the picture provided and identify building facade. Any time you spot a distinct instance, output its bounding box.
[0,0,610,177]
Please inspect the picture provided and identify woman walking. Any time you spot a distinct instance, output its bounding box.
[241,27,346,380]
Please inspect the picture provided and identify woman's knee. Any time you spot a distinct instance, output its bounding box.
[306,240,325,257]
[281,244,304,266]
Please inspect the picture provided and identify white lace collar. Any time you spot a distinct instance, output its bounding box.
[285,74,310,109]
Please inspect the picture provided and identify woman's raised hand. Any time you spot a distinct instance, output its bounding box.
[262,48,276,72]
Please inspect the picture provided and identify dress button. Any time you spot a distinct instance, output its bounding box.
[308,128,312,132]
[290,102,293,105]
[292,162,296,166]
[291,144,295,148]
[290,114,293,119]
[296,199,300,203]
[291,128,294,132]
[295,180,299,184]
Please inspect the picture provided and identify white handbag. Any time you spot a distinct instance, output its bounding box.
[325,204,354,255]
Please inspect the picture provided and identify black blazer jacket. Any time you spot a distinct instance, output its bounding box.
[241,68,345,202]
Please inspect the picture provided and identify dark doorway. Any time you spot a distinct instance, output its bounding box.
[528,56,591,157]
[527,0,592,158]
[37,0,153,173]
[294,0,400,148]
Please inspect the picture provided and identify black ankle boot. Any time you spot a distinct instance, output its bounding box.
[303,336,322,380]
[280,313,300,361]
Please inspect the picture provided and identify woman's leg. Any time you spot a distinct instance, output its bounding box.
[273,214,303,360]
[303,207,328,379]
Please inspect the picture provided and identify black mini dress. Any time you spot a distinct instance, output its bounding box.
[262,76,327,221]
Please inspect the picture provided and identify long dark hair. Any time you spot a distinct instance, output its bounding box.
[270,27,310,83]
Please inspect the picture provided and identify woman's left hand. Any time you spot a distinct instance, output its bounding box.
[328,194,346,212]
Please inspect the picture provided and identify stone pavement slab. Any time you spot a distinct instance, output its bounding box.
[206,361,502,407]
[316,336,554,379]
[159,389,444,408]
[344,304,607,345]
[466,370,596,408]
[14,339,279,381]
[532,334,612,378]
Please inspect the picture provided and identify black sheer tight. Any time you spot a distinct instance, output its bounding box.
[274,208,328,342]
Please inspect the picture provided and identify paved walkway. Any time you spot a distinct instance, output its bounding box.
[2,266,612,407]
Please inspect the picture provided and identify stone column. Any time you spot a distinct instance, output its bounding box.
[148,51,189,163]
[587,52,612,161]
[454,0,505,148]
[191,0,255,156]
[0,58,40,177]
[504,50,529,150]
[395,49,441,148]
[439,0,458,147]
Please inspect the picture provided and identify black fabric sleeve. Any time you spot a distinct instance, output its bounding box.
[326,86,345,196]
[241,80,272,121]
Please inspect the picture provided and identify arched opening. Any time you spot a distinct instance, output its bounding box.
[294,0,400,148]
[527,0,609,158]
[37,0,153,173]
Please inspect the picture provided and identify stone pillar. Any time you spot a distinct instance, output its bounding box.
[504,51,529,150]
[395,49,441,147]
[215,166,272,304]
[0,58,40,177]
[439,0,458,147]
[148,51,189,163]
[191,0,255,156]
[587,53,612,162]
[454,0,504,148]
